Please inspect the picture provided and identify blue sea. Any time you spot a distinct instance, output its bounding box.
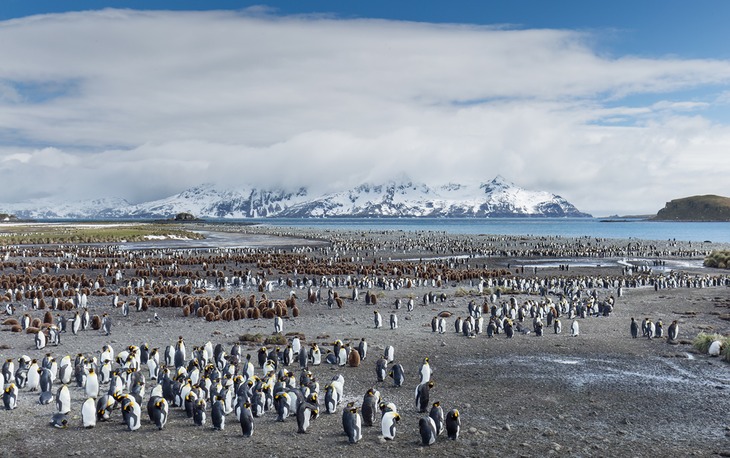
[242,218,730,244]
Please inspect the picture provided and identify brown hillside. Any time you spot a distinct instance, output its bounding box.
[653,194,730,221]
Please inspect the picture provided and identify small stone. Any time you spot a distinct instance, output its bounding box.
[542,428,556,437]
[621,418,631,425]
[503,423,511,432]
[464,403,471,409]
[441,341,446,346]
[468,427,478,434]
[551,443,562,452]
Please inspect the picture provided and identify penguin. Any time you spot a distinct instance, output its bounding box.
[418,357,431,384]
[101,314,112,336]
[81,397,96,428]
[50,412,69,429]
[212,396,226,430]
[554,319,562,334]
[709,339,723,356]
[646,319,654,339]
[415,381,434,413]
[431,316,438,332]
[124,399,142,431]
[56,384,71,414]
[445,408,460,440]
[570,320,580,337]
[419,416,438,446]
[2,358,14,384]
[630,317,639,338]
[454,316,463,334]
[27,360,41,391]
[96,393,116,421]
[389,313,398,330]
[58,355,72,385]
[3,383,18,410]
[35,329,47,350]
[240,401,254,437]
[668,320,679,342]
[337,345,348,367]
[381,411,400,440]
[325,383,339,414]
[85,368,99,398]
[362,388,379,427]
[274,316,283,334]
[437,317,446,334]
[389,363,405,388]
[655,320,664,338]
[39,367,53,393]
[374,311,382,329]
[309,344,321,366]
[38,390,54,405]
[429,401,444,436]
[296,401,319,434]
[504,319,514,338]
[384,345,395,363]
[194,399,207,426]
[375,357,388,383]
[184,391,198,418]
[174,336,186,369]
[357,338,368,361]
[343,406,362,444]
[257,347,268,369]
[148,396,168,430]
[274,392,291,421]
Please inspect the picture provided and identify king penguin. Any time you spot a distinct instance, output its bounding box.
[56,384,71,414]
[418,357,431,384]
[212,396,226,430]
[148,396,168,430]
[415,381,434,413]
[240,401,254,437]
[375,357,388,383]
[296,401,319,434]
[668,320,679,342]
[85,368,99,398]
[362,388,378,427]
[419,416,438,445]
[570,320,580,337]
[446,408,460,440]
[3,383,18,410]
[381,411,400,440]
[373,311,382,329]
[81,397,96,428]
[124,399,142,431]
[50,412,69,429]
[429,401,444,435]
[389,363,405,388]
[630,317,639,338]
[343,406,362,444]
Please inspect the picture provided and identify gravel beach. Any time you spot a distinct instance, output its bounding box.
[1,224,729,457]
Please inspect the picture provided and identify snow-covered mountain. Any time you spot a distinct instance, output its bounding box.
[278,176,589,217]
[0,176,591,219]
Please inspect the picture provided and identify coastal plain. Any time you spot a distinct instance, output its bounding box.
[0,223,729,457]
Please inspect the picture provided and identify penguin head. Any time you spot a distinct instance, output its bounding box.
[428,381,435,389]
[432,401,440,407]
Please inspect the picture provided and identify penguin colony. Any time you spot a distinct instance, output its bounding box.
[0,227,729,453]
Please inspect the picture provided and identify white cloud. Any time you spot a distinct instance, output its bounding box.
[0,9,729,215]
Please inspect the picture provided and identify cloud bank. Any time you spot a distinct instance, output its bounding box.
[1,9,730,215]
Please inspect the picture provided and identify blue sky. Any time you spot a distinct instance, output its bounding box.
[1,1,730,215]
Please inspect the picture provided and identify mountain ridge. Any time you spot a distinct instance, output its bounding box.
[0,176,591,219]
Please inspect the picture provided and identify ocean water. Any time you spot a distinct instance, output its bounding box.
[241,217,730,244]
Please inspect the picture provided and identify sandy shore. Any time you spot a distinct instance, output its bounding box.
[0,225,729,457]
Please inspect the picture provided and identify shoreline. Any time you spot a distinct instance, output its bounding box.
[0,225,728,456]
